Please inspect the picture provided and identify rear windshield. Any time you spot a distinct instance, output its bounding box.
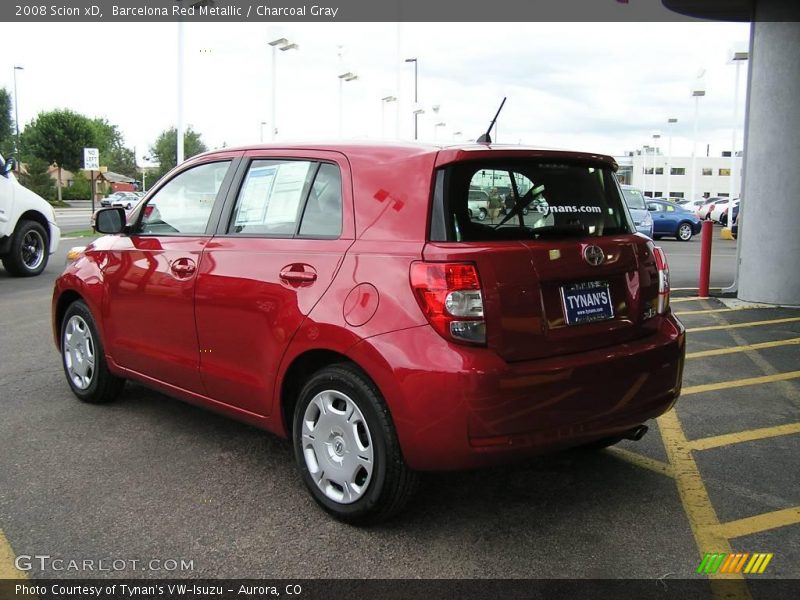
[434,160,631,241]
[621,187,647,210]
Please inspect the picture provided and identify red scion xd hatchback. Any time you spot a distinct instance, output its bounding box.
[53,143,685,523]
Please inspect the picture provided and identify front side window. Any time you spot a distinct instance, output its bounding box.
[137,161,231,235]
[438,161,630,241]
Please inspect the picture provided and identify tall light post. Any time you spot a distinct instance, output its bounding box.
[690,79,706,201]
[338,72,358,138]
[269,37,298,141]
[666,117,678,197]
[381,95,397,139]
[405,58,418,140]
[260,121,267,143]
[176,21,185,165]
[729,46,748,207]
[651,133,661,196]
[434,122,446,142]
[12,66,23,155]
[453,130,462,142]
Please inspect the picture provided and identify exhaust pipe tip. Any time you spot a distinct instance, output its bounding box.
[622,424,649,441]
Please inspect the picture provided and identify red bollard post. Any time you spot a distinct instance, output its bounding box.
[698,220,714,297]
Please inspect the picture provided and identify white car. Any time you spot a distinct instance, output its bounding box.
[110,192,140,210]
[0,155,61,276]
[708,198,736,223]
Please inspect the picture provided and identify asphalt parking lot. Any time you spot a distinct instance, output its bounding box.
[0,237,798,596]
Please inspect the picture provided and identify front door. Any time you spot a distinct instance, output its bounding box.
[104,159,237,393]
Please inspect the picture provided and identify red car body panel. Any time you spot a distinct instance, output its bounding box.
[53,142,685,472]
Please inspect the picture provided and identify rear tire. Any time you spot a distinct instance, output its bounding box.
[61,300,124,404]
[2,220,49,277]
[677,222,693,241]
[292,363,418,525]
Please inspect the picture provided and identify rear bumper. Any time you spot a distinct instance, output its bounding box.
[350,315,685,471]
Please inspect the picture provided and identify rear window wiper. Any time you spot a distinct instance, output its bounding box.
[493,184,546,230]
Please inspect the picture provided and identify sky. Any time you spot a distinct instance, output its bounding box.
[0,18,751,168]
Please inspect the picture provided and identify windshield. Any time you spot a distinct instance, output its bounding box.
[436,160,631,242]
[621,187,647,210]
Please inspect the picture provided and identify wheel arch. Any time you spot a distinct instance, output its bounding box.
[53,289,86,351]
[18,210,51,240]
[279,348,357,440]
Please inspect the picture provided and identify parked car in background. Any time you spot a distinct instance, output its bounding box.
[647,199,702,241]
[0,154,60,276]
[467,189,489,221]
[53,143,684,523]
[731,205,740,239]
[678,198,707,213]
[101,191,128,207]
[719,199,740,226]
[709,198,737,223]
[620,184,654,238]
[697,197,727,221]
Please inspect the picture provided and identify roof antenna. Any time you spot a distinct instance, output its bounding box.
[477,97,506,144]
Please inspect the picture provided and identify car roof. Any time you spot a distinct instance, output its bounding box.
[196,141,618,170]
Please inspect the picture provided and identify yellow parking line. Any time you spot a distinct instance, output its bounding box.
[686,337,800,359]
[657,409,750,596]
[0,528,25,580]
[672,297,705,304]
[715,507,800,540]
[688,317,800,333]
[687,423,800,451]
[682,371,800,396]
[676,308,738,316]
[605,447,675,478]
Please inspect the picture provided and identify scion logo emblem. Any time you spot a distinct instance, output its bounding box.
[583,245,605,266]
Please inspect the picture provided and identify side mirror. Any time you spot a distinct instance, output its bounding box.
[93,207,126,234]
[2,157,17,176]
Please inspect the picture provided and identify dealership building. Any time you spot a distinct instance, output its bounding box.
[615,148,743,200]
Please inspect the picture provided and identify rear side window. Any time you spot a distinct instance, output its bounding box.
[228,160,343,238]
[229,160,316,235]
[622,187,647,210]
[435,160,630,241]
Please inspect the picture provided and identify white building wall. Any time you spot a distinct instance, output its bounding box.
[627,153,743,199]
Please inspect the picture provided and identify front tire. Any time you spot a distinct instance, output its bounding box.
[677,222,693,241]
[61,301,124,404]
[477,208,487,221]
[2,220,49,277]
[292,363,418,524]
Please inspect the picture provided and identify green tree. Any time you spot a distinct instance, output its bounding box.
[149,126,207,180]
[20,109,96,202]
[0,88,14,157]
[19,157,55,202]
[61,170,92,201]
[91,118,137,178]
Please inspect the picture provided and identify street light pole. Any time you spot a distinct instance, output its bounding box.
[177,22,185,165]
[338,72,358,138]
[12,66,23,155]
[269,37,298,142]
[652,133,661,196]
[666,117,677,197]
[405,58,418,140]
[691,85,706,201]
[260,121,267,143]
[434,122,446,142]
[381,95,397,139]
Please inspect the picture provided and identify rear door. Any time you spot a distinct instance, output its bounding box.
[426,157,660,363]
[194,151,354,416]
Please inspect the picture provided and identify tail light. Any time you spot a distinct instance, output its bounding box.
[652,245,670,314]
[410,262,486,345]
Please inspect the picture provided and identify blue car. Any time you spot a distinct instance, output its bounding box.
[620,185,654,238]
[646,199,702,241]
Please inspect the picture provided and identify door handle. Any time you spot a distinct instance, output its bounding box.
[170,257,197,278]
[279,265,317,285]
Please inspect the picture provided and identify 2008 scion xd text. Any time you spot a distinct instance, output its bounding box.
[53,142,685,523]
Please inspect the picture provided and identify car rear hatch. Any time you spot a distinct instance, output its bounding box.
[426,149,662,363]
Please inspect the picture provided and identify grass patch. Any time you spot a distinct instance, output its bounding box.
[62,229,96,239]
